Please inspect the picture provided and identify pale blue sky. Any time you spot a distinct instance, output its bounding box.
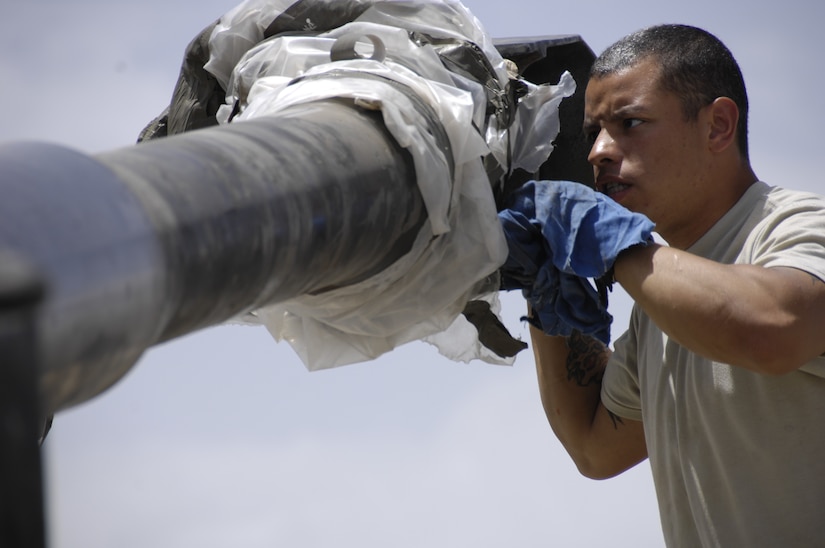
[2,1,822,546]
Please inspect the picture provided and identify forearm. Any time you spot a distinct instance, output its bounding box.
[614,243,825,373]
[531,328,605,437]
[530,327,644,477]
[531,328,604,472]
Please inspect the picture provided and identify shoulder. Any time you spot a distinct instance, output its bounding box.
[748,181,825,230]
[742,182,825,280]
[761,182,825,212]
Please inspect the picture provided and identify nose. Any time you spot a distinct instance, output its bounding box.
[587,128,620,166]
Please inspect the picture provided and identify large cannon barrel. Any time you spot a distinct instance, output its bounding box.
[0,100,424,415]
[1,34,593,418]
[0,9,594,541]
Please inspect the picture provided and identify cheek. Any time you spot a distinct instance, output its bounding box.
[643,136,696,182]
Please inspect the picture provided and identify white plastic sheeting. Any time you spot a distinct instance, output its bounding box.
[213,0,575,369]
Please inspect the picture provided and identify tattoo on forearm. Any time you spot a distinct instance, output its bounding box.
[565,331,609,388]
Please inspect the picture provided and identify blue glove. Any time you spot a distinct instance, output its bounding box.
[498,180,654,344]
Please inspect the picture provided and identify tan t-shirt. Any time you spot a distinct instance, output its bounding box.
[602,181,825,547]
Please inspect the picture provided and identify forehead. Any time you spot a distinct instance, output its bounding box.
[584,58,665,118]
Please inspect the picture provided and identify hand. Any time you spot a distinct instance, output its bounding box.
[498,180,654,343]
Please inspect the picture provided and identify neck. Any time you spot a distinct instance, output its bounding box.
[665,165,758,250]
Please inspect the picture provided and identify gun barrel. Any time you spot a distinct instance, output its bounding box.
[0,100,423,414]
[0,34,596,416]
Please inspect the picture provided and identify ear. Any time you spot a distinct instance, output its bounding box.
[706,97,739,154]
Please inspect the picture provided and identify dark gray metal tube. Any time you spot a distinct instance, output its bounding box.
[0,99,424,414]
[0,252,47,548]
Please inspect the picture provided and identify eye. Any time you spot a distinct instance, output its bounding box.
[623,118,644,130]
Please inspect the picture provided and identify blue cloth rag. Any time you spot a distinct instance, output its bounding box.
[498,180,655,344]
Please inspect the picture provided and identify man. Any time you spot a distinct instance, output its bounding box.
[527,25,825,546]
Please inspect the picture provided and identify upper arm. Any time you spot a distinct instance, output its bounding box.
[738,266,825,372]
[617,245,825,375]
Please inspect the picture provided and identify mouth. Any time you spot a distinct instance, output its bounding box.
[597,177,631,199]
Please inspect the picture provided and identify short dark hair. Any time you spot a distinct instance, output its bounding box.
[591,24,749,160]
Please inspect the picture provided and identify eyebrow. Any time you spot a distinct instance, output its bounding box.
[613,103,647,118]
[583,102,649,131]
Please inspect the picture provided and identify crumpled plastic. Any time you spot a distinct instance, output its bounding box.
[172,0,575,370]
[498,180,655,344]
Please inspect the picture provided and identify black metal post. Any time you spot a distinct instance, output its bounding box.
[0,252,46,548]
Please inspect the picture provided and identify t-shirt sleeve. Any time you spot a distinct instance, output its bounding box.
[601,307,643,422]
[748,190,825,373]
[746,192,825,282]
